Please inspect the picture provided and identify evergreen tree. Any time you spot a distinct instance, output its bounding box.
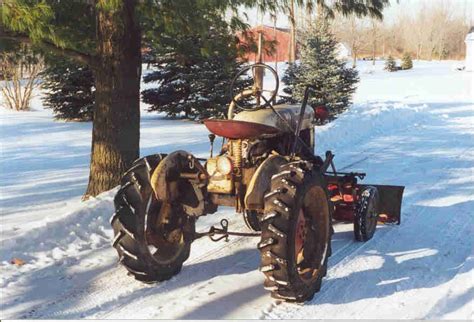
[282,21,359,120]
[142,25,251,119]
[295,0,390,19]
[41,58,95,121]
[384,55,398,71]
[281,62,301,102]
[401,53,413,70]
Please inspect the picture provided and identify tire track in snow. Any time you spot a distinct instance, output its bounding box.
[100,235,262,319]
[100,225,363,319]
[15,215,254,319]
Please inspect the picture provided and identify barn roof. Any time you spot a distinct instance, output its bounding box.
[249,25,291,34]
[263,25,291,33]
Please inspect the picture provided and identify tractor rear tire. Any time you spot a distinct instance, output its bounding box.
[354,186,379,242]
[111,154,195,283]
[259,162,332,302]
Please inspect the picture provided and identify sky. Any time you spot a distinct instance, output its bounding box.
[240,0,474,28]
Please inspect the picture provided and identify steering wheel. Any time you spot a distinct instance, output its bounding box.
[228,63,279,119]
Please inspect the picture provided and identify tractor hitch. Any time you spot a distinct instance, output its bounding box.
[193,219,261,242]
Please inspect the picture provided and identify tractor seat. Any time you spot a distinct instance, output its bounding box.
[203,119,280,139]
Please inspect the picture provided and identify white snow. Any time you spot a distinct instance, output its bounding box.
[465,29,474,72]
[1,60,473,319]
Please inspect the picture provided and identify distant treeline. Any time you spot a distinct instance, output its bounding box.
[325,1,471,61]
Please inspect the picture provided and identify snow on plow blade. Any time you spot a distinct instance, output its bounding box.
[360,184,405,225]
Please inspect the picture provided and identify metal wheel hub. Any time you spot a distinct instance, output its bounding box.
[295,209,307,264]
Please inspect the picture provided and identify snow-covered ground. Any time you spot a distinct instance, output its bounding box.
[1,60,473,319]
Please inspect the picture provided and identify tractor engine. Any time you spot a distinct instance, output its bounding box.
[205,126,313,214]
[205,137,285,211]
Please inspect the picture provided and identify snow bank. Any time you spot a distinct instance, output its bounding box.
[315,101,430,157]
[1,190,115,288]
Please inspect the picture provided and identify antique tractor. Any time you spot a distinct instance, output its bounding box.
[110,63,404,302]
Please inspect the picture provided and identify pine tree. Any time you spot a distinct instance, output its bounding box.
[401,53,413,70]
[41,58,94,121]
[142,25,251,120]
[385,55,398,72]
[281,62,301,103]
[282,21,359,120]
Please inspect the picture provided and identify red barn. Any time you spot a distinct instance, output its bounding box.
[237,25,294,63]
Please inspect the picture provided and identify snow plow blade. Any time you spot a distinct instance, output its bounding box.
[361,184,404,225]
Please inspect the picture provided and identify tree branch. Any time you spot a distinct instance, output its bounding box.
[0,30,99,69]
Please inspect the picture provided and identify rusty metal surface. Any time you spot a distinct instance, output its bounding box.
[150,151,206,217]
[207,175,234,194]
[209,193,236,207]
[203,119,280,139]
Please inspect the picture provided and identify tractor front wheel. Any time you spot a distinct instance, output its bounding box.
[111,155,195,283]
[259,162,331,302]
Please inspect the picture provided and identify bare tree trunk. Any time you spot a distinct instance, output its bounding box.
[317,2,324,18]
[371,20,377,65]
[288,0,296,63]
[372,39,376,65]
[0,54,42,111]
[273,16,278,73]
[306,4,313,26]
[85,0,141,197]
[352,39,357,68]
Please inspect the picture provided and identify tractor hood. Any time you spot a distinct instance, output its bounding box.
[233,104,314,134]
